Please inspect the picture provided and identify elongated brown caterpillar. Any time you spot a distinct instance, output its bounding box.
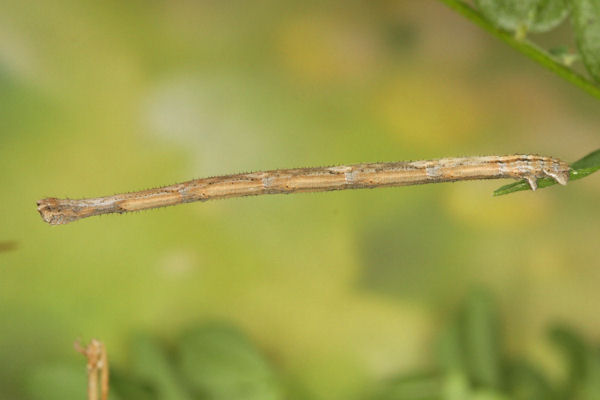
[37,154,570,225]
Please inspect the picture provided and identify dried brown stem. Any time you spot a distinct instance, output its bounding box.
[75,339,109,400]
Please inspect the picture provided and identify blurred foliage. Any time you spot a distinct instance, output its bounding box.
[24,291,600,400]
[471,0,600,84]
[474,0,570,34]
[28,322,280,400]
[368,288,600,400]
[572,0,600,81]
[26,364,88,400]
[443,0,600,98]
[494,148,600,195]
[178,323,281,400]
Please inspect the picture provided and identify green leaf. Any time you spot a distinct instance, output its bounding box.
[548,326,588,395]
[470,390,510,400]
[461,289,502,389]
[436,289,502,390]
[571,148,600,169]
[438,0,600,100]
[368,372,442,400]
[437,319,467,374]
[533,0,572,32]
[580,349,600,400]
[572,0,600,81]
[475,0,570,34]
[505,361,557,400]
[493,149,600,196]
[110,368,159,400]
[129,333,192,400]
[442,371,473,400]
[177,322,281,400]
[548,327,600,399]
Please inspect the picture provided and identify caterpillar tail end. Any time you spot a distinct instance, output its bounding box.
[547,170,569,186]
[545,159,570,186]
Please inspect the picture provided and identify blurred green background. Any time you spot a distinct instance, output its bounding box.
[1,1,599,399]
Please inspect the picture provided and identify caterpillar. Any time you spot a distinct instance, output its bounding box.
[37,154,570,225]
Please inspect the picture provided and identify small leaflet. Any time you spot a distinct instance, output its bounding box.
[475,0,570,34]
[572,0,600,81]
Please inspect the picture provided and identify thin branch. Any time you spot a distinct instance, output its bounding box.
[436,0,600,100]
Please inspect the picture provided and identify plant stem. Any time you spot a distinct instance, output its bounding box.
[75,339,109,400]
[437,0,600,100]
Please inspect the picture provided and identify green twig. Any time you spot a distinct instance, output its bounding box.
[437,0,600,100]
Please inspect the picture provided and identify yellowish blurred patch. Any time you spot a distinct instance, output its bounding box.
[373,73,483,149]
[525,241,568,282]
[444,183,550,229]
[157,248,198,279]
[276,14,383,84]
